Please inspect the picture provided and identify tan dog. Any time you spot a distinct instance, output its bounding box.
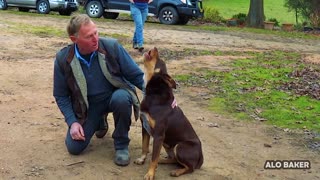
[135,47,203,179]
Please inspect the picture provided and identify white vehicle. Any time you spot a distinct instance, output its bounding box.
[0,0,79,16]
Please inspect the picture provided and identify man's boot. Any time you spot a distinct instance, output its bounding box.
[95,114,108,138]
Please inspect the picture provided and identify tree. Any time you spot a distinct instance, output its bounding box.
[285,0,320,27]
[246,0,265,28]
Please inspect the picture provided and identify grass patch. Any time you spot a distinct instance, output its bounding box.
[175,51,320,133]
[0,19,67,37]
[1,18,131,42]
[186,24,320,40]
[203,0,296,24]
[156,48,258,61]
[2,7,71,19]
[19,24,66,37]
[99,32,131,45]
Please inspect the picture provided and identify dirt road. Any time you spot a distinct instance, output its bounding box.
[0,12,319,180]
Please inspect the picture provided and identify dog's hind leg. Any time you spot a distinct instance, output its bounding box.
[170,166,190,177]
[159,143,177,164]
[170,143,199,177]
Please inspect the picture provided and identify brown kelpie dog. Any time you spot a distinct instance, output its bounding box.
[134,47,203,179]
[134,47,167,165]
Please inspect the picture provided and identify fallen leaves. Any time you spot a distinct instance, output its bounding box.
[281,67,320,100]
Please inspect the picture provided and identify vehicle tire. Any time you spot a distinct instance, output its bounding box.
[0,0,8,10]
[18,7,30,12]
[59,10,72,16]
[103,12,119,19]
[36,0,50,14]
[159,6,179,25]
[178,16,189,25]
[86,0,103,18]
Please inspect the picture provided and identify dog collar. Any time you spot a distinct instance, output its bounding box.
[171,98,178,108]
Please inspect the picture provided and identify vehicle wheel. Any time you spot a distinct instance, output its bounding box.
[178,16,189,25]
[37,0,50,14]
[18,7,30,12]
[86,0,103,18]
[103,12,119,19]
[0,0,8,10]
[59,10,72,16]
[159,6,179,25]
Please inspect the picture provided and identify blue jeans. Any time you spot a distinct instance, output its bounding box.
[65,89,133,155]
[130,3,148,46]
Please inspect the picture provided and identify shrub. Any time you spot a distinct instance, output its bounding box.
[293,23,304,31]
[268,18,280,27]
[285,0,320,27]
[203,7,223,23]
[232,13,247,25]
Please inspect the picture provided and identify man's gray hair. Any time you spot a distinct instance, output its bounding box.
[67,14,92,36]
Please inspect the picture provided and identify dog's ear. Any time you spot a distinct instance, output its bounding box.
[170,79,177,89]
[163,74,176,89]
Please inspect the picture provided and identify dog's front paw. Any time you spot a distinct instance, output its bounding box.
[134,155,146,165]
[144,172,155,180]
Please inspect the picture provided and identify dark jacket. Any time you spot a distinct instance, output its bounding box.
[53,37,144,126]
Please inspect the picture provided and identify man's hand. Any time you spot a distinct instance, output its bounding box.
[129,0,134,3]
[70,122,85,141]
[148,0,153,4]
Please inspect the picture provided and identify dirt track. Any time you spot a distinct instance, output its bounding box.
[0,11,320,180]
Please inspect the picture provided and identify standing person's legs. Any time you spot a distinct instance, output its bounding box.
[130,3,143,49]
[109,89,133,166]
[65,100,107,155]
[140,6,148,47]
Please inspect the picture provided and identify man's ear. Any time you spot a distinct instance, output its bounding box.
[70,35,77,43]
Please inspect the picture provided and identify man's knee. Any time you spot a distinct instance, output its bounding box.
[65,139,87,155]
[110,89,132,109]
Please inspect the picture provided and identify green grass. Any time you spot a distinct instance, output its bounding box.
[175,51,320,133]
[1,19,67,37]
[186,23,319,40]
[203,0,296,24]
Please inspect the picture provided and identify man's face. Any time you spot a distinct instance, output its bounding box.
[70,21,99,55]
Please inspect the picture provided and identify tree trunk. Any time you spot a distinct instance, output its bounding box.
[246,0,265,28]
